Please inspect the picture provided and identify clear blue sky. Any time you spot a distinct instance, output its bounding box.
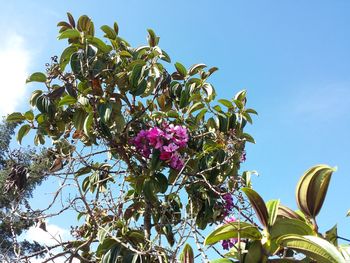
[1,0,350,254]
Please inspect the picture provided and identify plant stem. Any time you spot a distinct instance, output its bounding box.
[144,200,152,241]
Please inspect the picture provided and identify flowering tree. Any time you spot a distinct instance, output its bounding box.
[6,14,257,262]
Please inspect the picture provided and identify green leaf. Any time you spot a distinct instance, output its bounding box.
[6,112,26,122]
[70,53,82,77]
[34,133,45,146]
[101,25,117,40]
[175,62,187,78]
[26,72,47,83]
[244,240,263,263]
[58,29,80,40]
[246,108,258,115]
[29,90,43,107]
[242,133,255,144]
[17,124,31,144]
[242,187,269,228]
[270,218,314,239]
[277,235,346,263]
[147,29,159,47]
[24,110,34,121]
[154,173,168,193]
[143,179,157,202]
[59,95,77,106]
[325,224,338,246]
[203,83,216,101]
[296,164,336,218]
[60,45,78,71]
[84,112,94,137]
[266,199,280,227]
[218,99,233,108]
[160,49,171,63]
[179,243,194,263]
[87,37,112,53]
[277,204,304,221]
[204,221,262,245]
[188,63,206,76]
[130,64,144,89]
[75,166,91,177]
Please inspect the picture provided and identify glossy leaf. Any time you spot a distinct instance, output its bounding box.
[179,244,194,263]
[277,204,304,221]
[204,221,262,245]
[296,164,336,218]
[60,45,78,70]
[325,224,338,246]
[242,187,269,228]
[101,25,117,40]
[266,199,280,227]
[270,218,314,239]
[17,124,31,144]
[175,62,187,78]
[6,112,25,122]
[26,72,46,83]
[59,95,77,106]
[277,235,346,263]
[58,29,80,40]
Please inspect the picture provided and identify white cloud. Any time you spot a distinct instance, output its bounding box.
[0,32,30,118]
[24,222,69,246]
[23,222,80,263]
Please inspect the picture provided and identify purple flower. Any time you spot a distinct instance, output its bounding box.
[240,151,246,163]
[160,151,172,161]
[169,153,184,170]
[147,127,164,149]
[163,143,179,153]
[223,193,234,216]
[132,123,188,171]
[221,216,238,250]
[133,130,151,157]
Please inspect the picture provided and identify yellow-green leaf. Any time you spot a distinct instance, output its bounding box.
[204,221,262,246]
[277,234,345,263]
[17,124,31,144]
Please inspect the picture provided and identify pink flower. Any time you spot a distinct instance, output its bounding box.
[147,127,164,149]
[163,143,179,152]
[169,153,184,170]
[160,151,172,161]
[132,123,188,171]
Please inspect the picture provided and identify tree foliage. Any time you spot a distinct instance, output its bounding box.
[6,13,257,262]
[0,120,51,261]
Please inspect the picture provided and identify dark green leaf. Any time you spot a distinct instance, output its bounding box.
[175,62,187,78]
[60,45,78,71]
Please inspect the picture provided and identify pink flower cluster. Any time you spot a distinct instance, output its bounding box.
[132,123,189,170]
[221,216,238,250]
